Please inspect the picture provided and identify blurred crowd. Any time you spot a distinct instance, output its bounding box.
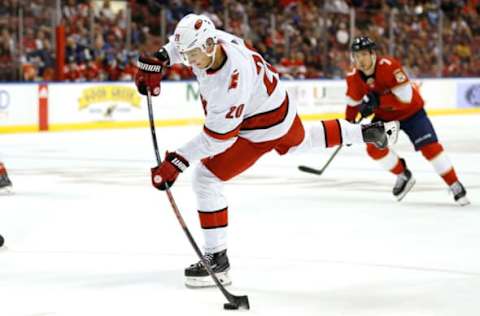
[0,0,479,82]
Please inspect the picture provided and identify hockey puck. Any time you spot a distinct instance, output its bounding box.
[223,303,239,310]
[0,234,4,247]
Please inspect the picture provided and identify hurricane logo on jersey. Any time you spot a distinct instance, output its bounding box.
[228,69,240,91]
[194,19,203,30]
[175,33,180,42]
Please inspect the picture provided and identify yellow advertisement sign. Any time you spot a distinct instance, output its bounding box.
[78,86,141,110]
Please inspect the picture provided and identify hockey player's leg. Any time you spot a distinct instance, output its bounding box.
[420,142,470,206]
[186,163,231,288]
[185,138,269,288]
[0,163,12,194]
[450,181,469,206]
[361,121,400,149]
[321,119,399,148]
[392,159,415,201]
[402,109,469,206]
[287,119,399,153]
[366,144,415,201]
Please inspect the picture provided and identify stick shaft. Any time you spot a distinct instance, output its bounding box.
[145,92,248,308]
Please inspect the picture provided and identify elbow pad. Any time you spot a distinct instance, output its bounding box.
[154,48,170,64]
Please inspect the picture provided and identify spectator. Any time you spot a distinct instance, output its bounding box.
[2,0,480,82]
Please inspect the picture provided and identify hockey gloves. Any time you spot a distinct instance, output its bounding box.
[135,53,166,96]
[151,152,189,190]
[358,91,380,118]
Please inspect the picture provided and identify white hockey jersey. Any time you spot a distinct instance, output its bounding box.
[163,31,297,163]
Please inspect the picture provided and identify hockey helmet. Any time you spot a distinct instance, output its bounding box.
[173,14,217,64]
[351,36,376,52]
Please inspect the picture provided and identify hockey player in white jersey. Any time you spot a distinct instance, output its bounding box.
[134,14,400,288]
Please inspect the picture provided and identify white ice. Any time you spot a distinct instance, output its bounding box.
[0,115,479,316]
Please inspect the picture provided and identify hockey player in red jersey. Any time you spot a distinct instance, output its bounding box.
[345,36,469,206]
[0,162,12,193]
[134,15,400,289]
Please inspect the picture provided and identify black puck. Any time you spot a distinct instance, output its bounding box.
[0,234,4,247]
[223,303,239,310]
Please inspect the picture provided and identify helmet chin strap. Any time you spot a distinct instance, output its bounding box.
[364,53,377,76]
[203,44,217,70]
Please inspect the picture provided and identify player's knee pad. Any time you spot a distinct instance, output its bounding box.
[420,142,443,160]
[420,142,453,176]
[366,143,389,160]
[192,163,227,210]
[192,163,217,197]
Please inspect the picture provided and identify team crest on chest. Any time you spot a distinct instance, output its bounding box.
[366,77,375,88]
[394,69,407,83]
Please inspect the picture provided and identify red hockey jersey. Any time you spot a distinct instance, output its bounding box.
[345,56,424,121]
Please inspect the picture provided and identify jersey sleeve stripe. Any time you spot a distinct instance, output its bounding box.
[322,119,342,147]
[203,124,241,140]
[336,119,343,144]
[198,207,228,229]
[241,94,289,131]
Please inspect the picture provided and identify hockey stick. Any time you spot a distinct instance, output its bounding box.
[298,117,363,176]
[145,91,250,310]
[298,144,343,175]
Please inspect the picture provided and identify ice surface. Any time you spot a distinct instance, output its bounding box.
[0,115,479,316]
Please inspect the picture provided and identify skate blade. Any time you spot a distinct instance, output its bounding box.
[185,271,232,289]
[0,186,13,195]
[456,196,470,206]
[395,177,416,202]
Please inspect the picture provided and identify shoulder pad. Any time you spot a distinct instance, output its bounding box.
[376,56,401,69]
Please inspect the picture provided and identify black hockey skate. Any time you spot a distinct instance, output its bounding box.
[0,171,12,193]
[450,181,470,206]
[184,249,231,288]
[392,159,415,201]
[362,121,399,149]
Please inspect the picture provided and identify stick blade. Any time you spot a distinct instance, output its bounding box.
[224,295,249,310]
[298,165,324,175]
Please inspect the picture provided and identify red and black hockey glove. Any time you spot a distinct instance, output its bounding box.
[135,53,166,96]
[358,91,380,118]
[151,152,189,191]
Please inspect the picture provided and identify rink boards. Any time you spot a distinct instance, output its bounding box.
[0,78,479,133]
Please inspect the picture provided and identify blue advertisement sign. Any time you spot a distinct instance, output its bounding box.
[457,81,480,108]
[0,90,10,110]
